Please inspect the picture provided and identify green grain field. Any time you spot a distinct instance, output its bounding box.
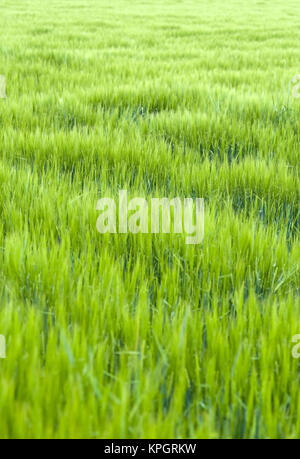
[0,0,299,439]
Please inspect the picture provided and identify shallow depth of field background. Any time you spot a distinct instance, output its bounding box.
[0,0,299,439]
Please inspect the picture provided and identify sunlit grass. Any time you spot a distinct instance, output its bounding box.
[0,0,299,439]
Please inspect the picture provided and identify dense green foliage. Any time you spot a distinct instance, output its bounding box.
[0,0,299,438]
